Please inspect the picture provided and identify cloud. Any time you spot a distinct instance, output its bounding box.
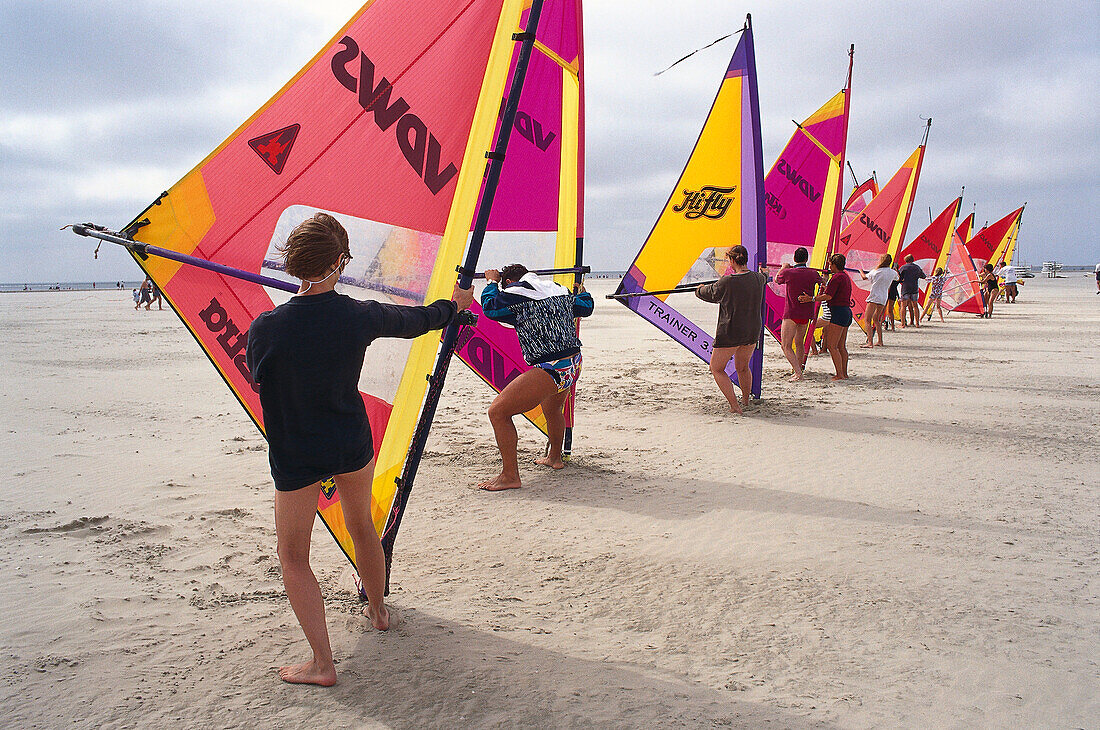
[1,0,1098,283]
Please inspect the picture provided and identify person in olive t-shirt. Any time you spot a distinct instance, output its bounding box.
[695,245,767,413]
[245,213,473,687]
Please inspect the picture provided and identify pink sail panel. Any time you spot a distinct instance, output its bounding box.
[965,206,1024,270]
[939,240,985,314]
[458,0,584,438]
[897,197,960,305]
[833,148,921,326]
[483,0,582,232]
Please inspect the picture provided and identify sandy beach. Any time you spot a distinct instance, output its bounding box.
[0,276,1096,728]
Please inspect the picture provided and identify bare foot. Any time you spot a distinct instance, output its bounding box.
[365,602,390,631]
[474,474,522,491]
[278,659,337,687]
[789,373,803,382]
[860,343,873,349]
[829,375,849,381]
[535,456,565,470]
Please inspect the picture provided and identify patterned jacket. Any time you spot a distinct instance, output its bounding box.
[480,273,594,365]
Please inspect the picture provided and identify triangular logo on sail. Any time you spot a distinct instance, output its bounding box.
[248,123,301,174]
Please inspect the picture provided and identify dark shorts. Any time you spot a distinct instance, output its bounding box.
[828,305,853,327]
[1005,283,1018,296]
[900,291,919,302]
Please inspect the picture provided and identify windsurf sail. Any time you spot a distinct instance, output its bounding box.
[761,47,854,346]
[833,127,928,329]
[453,0,585,453]
[967,206,1025,269]
[939,238,985,315]
[840,174,878,230]
[72,0,549,581]
[998,205,1025,266]
[613,16,766,397]
[895,196,961,306]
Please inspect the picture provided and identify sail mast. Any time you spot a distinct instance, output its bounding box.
[828,44,855,259]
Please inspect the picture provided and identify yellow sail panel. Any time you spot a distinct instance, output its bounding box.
[628,75,748,294]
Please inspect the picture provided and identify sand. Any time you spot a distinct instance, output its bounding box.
[0,276,1096,729]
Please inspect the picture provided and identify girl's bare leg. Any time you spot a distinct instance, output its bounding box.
[480,368,558,490]
[733,344,756,407]
[825,323,849,380]
[274,482,337,686]
[331,461,389,631]
[780,319,803,378]
[535,388,571,469]
[709,347,742,413]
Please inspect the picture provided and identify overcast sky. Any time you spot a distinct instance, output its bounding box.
[2,0,1097,282]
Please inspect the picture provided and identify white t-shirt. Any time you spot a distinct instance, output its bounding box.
[1000,265,1018,283]
[866,267,899,305]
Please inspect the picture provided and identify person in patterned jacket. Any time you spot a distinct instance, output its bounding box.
[476,264,594,491]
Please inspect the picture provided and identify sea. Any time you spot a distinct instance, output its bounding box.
[0,281,145,293]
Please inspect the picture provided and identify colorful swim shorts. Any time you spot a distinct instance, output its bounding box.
[537,352,582,394]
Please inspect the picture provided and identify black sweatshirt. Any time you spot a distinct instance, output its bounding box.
[245,290,457,491]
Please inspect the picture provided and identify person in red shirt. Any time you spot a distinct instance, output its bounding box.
[771,246,822,380]
[800,253,852,380]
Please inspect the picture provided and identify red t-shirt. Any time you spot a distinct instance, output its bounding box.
[774,265,822,320]
[823,271,853,307]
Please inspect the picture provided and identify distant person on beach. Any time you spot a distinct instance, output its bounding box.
[135,277,153,310]
[999,260,1019,303]
[478,264,594,489]
[924,267,947,322]
[132,288,140,305]
[980,263,999,318]
[770,246,822,380]
[694,245,767,412]
[245,212,473,686]
[149,282,163,310]
[1095,262,1100,294]
[860,253,897,348]
[897,254,927,327]
[801,253,852,380]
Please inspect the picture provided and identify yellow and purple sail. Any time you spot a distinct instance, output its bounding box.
[97,0,550,570]
[896,196,962,306]
[761,48,853,345]
[613,18,766,396]
[455,0,585,441]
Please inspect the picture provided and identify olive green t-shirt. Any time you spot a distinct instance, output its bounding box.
[695,271,767,348]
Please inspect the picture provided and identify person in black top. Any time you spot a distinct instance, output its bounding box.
[245,213,473,686]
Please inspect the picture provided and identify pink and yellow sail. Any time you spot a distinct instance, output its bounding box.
[118,0,539,569]
[966,206,1025,270]
[896,196,962,306]
[762,51,853,342]
[455,0,585,439]
[833,141,926,329]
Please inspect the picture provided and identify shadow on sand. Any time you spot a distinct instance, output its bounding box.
[316,608,834,729]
